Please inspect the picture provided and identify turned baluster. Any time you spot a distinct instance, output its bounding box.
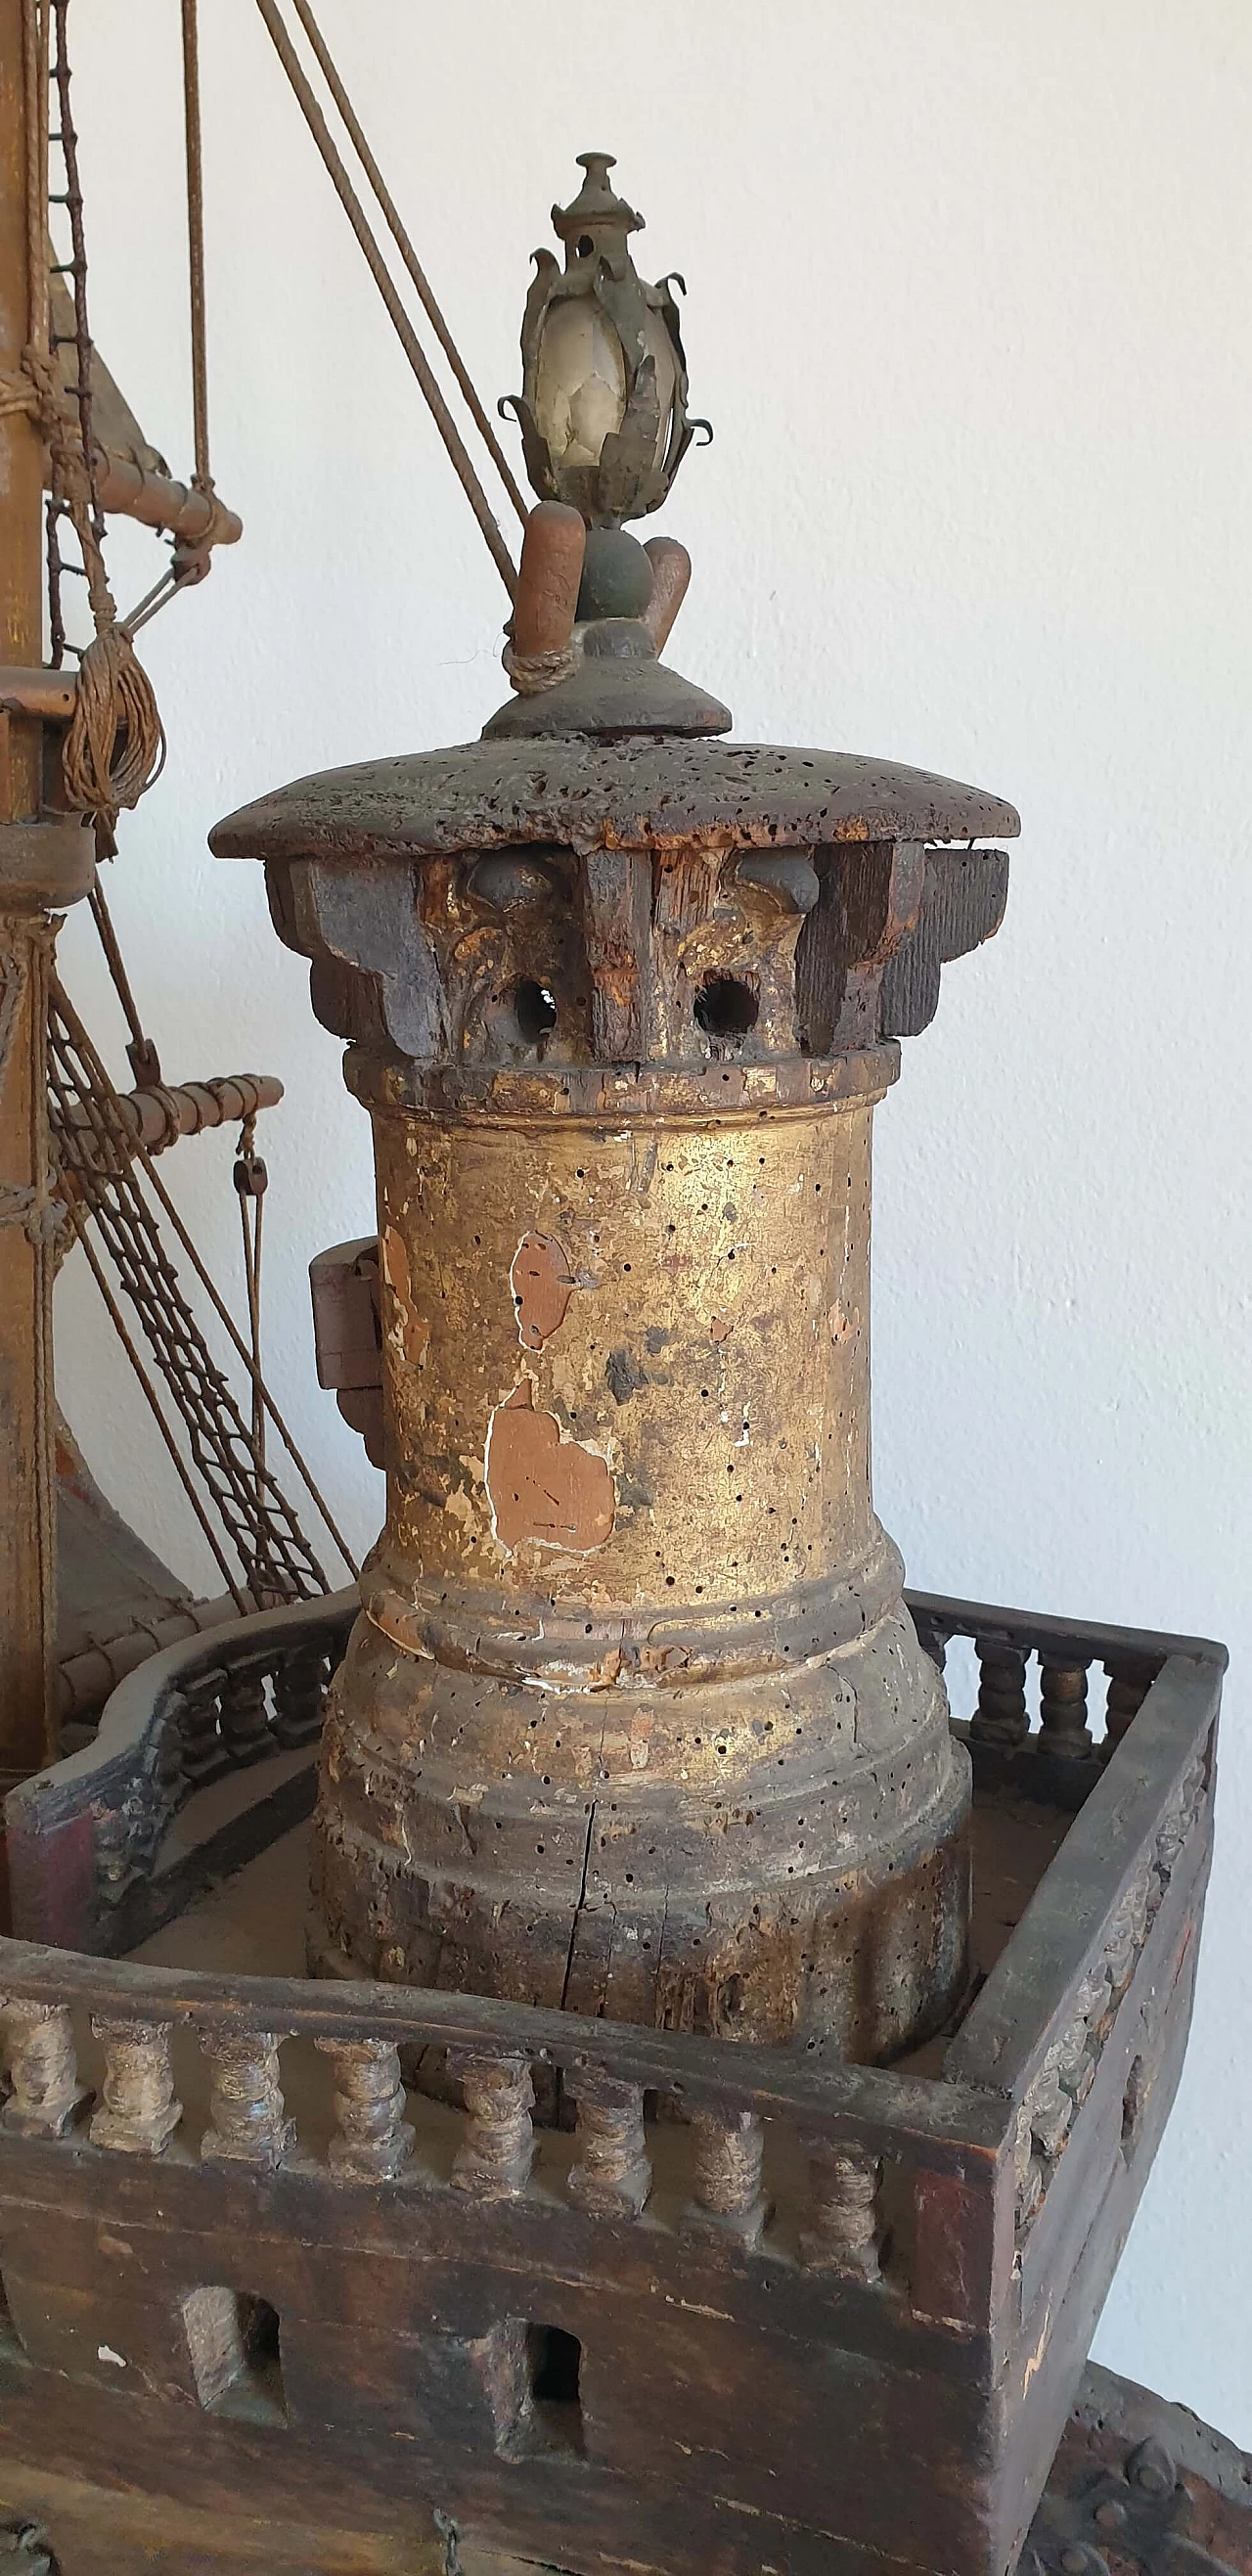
[970,1637,1030,1749]
[448,2049,535,2198]
[0,2000,88,2138]
[90,2017,182,2154]
[201,2030,294,2168]
[219,1667,272,1764]
[315,2035,413,2179]
[272,1649,329,1748]
[179,1678,227,1786]
[1103,1656,1157,1754]
[799,2139,884,2280]
[1039,1659,1092,1760]
[566,2066,651,2219]
[682,2103,771,2248]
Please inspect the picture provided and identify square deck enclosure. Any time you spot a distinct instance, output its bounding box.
[0,1592,1223,2576]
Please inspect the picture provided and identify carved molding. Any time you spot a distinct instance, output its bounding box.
[268,837,1007,1079]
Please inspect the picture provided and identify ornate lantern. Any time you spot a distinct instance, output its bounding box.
[503,152,707,549]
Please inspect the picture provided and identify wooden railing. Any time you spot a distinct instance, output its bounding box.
[5,1582,1223,1963]
[0,1595,1224,2370]
[908,1588,1182,1802]
[947,1643,1221,2251]
[0,1932,1006,2323]
[0,1592,1225,2576]
[5,1590,357,1953]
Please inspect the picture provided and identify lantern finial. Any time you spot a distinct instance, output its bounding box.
[552,153,644,261]
[502,151,708,532]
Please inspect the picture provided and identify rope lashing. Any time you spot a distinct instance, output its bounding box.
[0,368,40,419]
[17,341,59,429]
[503,501,585,696]
[501,639,575,696]
[61,616,165,855]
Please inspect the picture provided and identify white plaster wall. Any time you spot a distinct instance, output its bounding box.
[55,0,1251,2441]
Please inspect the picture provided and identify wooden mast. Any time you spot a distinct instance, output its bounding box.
[0,0,89,1787]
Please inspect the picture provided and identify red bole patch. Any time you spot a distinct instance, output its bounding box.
[511,1231,576,1350]
[485,1378,614,1554]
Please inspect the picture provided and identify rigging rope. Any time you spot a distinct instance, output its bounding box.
[22,0,48,361]
[48,978,335,1605]
[44,0,165,853]
[181,0,212,499]
[288,0,528,530]
[252,0,517,598]
[14,1,354,1621]
[87,879,161,1088]
[28,926,60,1762]
[234,1115,268,1507]
[0,926,62,1759]
[64,1196,251,1615]
[48,977,360,1589]
[126,1091,359,1582]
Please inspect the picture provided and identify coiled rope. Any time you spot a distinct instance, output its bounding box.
[43,0,164,853]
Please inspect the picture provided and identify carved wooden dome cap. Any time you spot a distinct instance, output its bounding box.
[211,738,1020,868]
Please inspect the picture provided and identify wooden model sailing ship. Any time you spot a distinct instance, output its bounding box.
[0,7,1246,2573]
[0,0,357,1776]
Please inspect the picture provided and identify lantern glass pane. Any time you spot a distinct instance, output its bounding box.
[534,301,627,468]
[643,307,678,467]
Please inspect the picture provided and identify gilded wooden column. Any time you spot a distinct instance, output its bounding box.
[215,674,1014,2060]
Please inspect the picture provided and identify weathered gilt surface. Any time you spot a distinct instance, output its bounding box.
[213,733,1014,2058]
